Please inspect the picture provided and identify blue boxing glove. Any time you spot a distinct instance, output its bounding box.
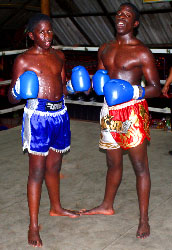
[92,69,110,95]
[12,71,39,100]
[71,65,91,92]
[103,79,145,107]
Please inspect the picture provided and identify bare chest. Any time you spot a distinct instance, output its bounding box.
[26,54,62,78]
[101,46,140,72]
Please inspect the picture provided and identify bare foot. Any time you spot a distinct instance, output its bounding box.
[49,208,80,218]
[28,226,42,248]
[80,205,115,215]
[136,220,150,239]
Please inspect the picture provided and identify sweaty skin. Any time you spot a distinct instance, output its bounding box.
[8,22,66,103]
[80,4,161,240]
[8,20,79,248]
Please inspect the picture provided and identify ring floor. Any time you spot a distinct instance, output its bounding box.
[0,119,172,250]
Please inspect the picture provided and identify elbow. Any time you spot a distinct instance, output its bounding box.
[154,86,162,98]
[145,85,162,99]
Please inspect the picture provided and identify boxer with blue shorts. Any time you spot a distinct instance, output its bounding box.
[22,96,70,156]
[8,14,82,247]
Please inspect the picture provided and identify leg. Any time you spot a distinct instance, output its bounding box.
[45,149,79,218]
[28,153,46,247]
[80,147,123,215]
[128,140,151,239]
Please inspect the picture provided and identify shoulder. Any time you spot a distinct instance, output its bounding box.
[98,40,115,54]
[16,48,35,60]
[99,40,115,50]
[51,48,65,60]
[13,48,35,71]
[133,39,154,61]
[13,51,28,66]
[134,39,152,54]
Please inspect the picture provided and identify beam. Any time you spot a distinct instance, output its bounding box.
[41,0,50,16]
[0,3,40,12]
[51,8,172,19]
[55,0,80,14]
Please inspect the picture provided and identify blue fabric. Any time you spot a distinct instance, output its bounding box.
[30,110,70,153]
[22,97,71,154]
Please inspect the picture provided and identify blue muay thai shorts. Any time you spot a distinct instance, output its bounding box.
[22,96,71,156]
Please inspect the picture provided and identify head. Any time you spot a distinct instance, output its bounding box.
[115,3,140,35]
[26,13,53,49]
[26,13,52,33]
[119,3,140,22]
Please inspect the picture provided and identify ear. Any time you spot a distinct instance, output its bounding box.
[28,32,34,40]
[134,20,139,28]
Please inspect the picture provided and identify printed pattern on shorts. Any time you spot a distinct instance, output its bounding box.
[99,99,150,150]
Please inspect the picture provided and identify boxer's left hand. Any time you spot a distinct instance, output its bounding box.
[71,65,91,92]
[103,79,145,106]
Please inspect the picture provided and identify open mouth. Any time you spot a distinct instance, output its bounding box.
[117,21,125,28]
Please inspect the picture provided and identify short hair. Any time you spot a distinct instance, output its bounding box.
[119,2,140,21]
[26,13,52,33]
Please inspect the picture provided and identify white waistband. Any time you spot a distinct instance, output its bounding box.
[106,99,145,111]
[24,106,67,117]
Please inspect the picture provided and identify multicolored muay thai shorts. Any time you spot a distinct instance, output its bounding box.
[22,96,71,156]
[99,99,150,150]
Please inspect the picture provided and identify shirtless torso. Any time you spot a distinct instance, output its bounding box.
[9,46,66,103]
[80,3,161,240]
[8,17,79,248]
[98,39,160,97]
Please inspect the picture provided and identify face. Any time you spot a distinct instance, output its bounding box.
[115,5,139,35]
[29,20,53,50]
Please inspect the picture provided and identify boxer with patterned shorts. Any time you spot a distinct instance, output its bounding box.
[80,3,161,240]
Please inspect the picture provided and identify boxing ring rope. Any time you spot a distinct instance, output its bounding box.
[0,46,171,115]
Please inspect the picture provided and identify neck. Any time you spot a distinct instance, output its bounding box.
[34,45,51,54]
[116,32,134,45]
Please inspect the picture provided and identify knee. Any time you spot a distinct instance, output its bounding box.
[133,161,148,176]
[29,166,45,183]
[106,157,121,171]
[46,161,61,174]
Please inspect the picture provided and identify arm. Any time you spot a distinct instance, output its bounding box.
[141,47,161,98]
[8,55,26,104]
[97,44,106,70]
[162,67,172,98]
[59,51,68,96]
[92,44,110,95]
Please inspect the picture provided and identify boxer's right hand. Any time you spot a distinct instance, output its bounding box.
[92,69,110,95]
[12,71,39,100]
